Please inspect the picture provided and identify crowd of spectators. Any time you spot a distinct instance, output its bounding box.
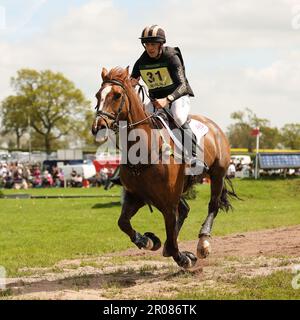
[2,159,298,189]
[0,162,116,189]
[0,162,64,189]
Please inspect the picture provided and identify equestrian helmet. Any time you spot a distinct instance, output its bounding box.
[139,25,166,44]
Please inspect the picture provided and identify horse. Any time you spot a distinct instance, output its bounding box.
[92,66,239,269]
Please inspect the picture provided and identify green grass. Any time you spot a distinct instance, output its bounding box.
[172,271,300,300]
[0,179,300,275]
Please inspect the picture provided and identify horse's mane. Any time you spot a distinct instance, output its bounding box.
[105,67,130,85]
[104,67,146,117]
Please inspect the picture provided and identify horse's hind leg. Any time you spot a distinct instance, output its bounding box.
[197,174,224,259]
[118,190,161,251]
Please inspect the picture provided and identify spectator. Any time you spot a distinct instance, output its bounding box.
[70,170,83,188]
[0,163,8,187]
[3,172,14,189]
[42,170,53,187]
[227,161,236,179]
[32,166,42,188]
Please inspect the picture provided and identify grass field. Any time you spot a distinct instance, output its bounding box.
[166,270,300,300]
[0,178,300,276]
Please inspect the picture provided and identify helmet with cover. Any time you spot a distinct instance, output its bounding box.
[139,25,166,44]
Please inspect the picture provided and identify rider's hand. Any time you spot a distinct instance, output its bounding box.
[153,98,169,109]
[130,77,140,87]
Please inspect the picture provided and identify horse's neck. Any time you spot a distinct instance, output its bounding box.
[129,92,144,120]
[125,90,156,154]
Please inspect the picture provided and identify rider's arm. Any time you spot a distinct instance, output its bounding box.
[167,55,188,102]
[130,60,141,87]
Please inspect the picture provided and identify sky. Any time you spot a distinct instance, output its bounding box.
[0,0,300,131]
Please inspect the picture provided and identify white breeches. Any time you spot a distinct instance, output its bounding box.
[145,95,191,126]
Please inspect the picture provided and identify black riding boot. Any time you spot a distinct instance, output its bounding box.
[181,121,206,170]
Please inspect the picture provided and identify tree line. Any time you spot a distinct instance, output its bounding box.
[0,69,299,152]
[227,108,300,151]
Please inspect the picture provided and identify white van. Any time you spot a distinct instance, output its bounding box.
[230,155,252,165]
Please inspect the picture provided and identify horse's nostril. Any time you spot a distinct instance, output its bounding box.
[91,127,98,136]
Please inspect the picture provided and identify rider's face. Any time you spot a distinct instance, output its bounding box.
[144,43,161,58]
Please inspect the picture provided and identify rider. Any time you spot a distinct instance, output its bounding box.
[130,24,202,168]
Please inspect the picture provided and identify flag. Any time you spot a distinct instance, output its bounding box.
[251,127,260,136]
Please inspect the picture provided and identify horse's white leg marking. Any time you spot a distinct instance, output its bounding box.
[144,238,154,250]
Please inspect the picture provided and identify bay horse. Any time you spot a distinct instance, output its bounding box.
[92,66,238,269]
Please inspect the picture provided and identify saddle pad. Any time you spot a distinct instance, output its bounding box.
[189,119,209,145]
[155,116,209,151]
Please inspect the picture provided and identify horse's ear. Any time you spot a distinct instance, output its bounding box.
[125,65,130,78]
[101,67,108,80]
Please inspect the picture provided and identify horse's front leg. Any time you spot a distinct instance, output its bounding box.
[162,206,197,269]
[162,198,189,256]
[118,191,161,251]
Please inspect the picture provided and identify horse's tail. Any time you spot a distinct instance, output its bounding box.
[219,176,242,212]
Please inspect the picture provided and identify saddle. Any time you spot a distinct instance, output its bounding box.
[152,109,209,162]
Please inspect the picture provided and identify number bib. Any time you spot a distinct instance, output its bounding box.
[140,67,174,90]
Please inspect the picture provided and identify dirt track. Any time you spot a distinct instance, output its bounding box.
[3,225,300,300]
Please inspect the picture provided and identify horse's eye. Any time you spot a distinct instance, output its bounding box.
[114,92,121,100]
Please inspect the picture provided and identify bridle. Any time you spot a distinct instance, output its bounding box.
[94,79,130,132]
[94,79,154,133]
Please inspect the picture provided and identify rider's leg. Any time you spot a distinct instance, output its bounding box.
[181,121,198,158]
[170,95,191,127]
[171,96,204,168]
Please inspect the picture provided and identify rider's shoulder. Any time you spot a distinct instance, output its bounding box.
[163,46,184,65]
[164,46,180,54]
[163,46,182,60]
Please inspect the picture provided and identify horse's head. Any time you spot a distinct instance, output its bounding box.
[91,67,131,142]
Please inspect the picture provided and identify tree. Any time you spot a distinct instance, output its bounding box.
[227,108,281,151]
[0,95,29,149]
[281,124,300,149]
[4,69,90,153]
[30,131,65,150]
[259,126,281,149]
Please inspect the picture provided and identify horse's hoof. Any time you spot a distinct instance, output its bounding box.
[197,235,211,259]
[144,232,161,251]
[177,251,197,269]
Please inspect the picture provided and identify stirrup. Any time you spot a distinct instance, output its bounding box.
[190,157,203,168]
[188,157,206,171]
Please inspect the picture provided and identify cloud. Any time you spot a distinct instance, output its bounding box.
[190,51,300,129]
[245,51,300,97]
